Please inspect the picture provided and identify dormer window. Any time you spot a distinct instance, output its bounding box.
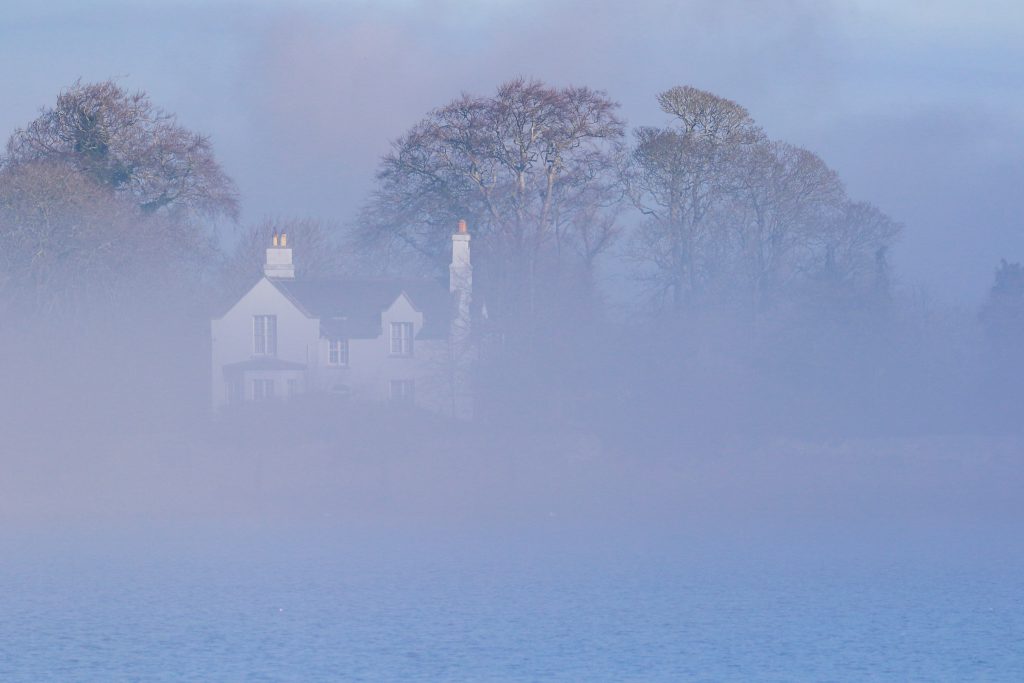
[253,315,277,356]
[328,338,349,366]
[389,322,414,356]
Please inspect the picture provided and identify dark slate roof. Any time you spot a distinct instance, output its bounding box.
[270,278,452,340]
[222,358,307,375]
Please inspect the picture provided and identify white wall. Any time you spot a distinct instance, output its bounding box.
[210,278,319,408]
[213,284,456,413]
[316,293,449,406]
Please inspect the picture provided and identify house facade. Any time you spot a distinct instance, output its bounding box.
[211,223,473,417]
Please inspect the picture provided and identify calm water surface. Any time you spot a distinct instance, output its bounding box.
[1,523,1022,681]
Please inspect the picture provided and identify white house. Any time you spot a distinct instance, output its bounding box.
[211,222,474,417]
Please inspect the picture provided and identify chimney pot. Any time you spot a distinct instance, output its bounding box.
[265,232,295,279]
[458,219,468,234]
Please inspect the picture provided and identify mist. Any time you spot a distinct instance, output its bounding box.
[1,2,1023,681]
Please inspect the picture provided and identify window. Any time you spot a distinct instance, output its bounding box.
[253,315,277,356]
[252,379,274,401]
[328,338,349,366]
[226,379,243,405]
[286,378,300,397]
[389,322,414,356]
[390,379,415,404]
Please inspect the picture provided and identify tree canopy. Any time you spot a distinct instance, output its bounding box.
[0,80,236,314]
[4,80,237,222]
[358,78,626,331]
[626,86,899,311]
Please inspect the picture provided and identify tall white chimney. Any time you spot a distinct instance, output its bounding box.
[449,219,473,419]
[450,219,472,308]
[265,232,295,279]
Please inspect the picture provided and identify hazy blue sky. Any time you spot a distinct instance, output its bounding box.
[2,0,1021,303]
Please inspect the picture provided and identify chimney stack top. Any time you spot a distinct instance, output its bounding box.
[265,232,295,279]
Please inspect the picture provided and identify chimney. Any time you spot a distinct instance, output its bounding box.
[450,218,472,334]
[265,232,295,279]
[449,219,474,419]
[450,220,471,296]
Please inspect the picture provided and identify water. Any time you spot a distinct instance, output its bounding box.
[2,523,1022,681]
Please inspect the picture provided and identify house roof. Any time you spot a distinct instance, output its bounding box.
[270,278,452,340]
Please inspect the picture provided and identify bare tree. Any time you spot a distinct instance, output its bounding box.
[627,86,765,310]
[816,200,901,293]
[4,80,237,223]
[357,78,625,331]
[0,160,204,315]
[627,86,901,314]
[733,141,846,304]
[0,81,236,317]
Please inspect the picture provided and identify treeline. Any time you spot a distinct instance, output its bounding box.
[0,79,1020,441]
[361,81,899,323]
[357,79,1019,438]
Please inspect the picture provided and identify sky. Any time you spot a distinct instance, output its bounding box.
[1,0,1021,304]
